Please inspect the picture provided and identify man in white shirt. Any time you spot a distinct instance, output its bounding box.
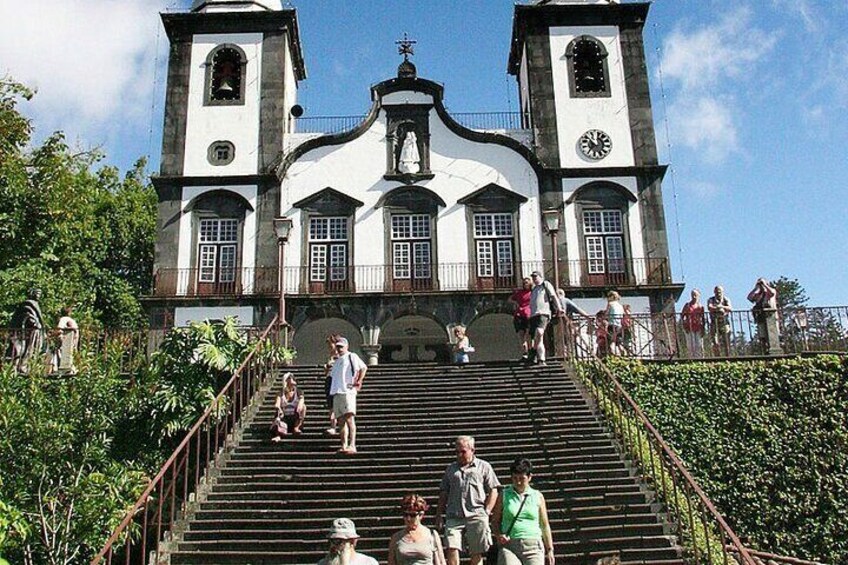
[329,337,367,454]
[527,271,562,366]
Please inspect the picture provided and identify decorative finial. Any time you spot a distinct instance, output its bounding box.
[396,32,417,62]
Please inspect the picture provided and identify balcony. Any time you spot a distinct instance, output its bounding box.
[151,257,671,298]
[293,111,529,135]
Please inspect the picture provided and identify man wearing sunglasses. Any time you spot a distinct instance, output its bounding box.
[328,336,367,454]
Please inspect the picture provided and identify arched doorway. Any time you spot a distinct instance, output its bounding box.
[379,314,449,363]
[291,317,361,365]
[466,313,521,362]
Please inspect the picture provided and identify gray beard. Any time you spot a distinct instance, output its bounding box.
[325,544,355,565]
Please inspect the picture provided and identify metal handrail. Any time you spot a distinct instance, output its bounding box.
[567,306,848,361]
[90,317,280,564]
[562,317,758,565]
[726,547,826,565]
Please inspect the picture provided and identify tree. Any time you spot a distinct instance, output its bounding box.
[0,77,156,329]
[773,276,809,311]
[773,276,846,352]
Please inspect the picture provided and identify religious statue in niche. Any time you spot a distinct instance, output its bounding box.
[396,127,421,174]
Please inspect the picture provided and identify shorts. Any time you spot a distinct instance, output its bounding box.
[499,538,545,565]
[528,315,550,335]
[513,316,529,333]
[332,391,357,419]
[445,515,492,555]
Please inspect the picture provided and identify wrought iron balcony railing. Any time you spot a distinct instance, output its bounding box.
[566,306,848,360]
[292,111,529,135]
[151,257,672,298]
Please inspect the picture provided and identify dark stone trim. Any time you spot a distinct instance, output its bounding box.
[620,25,659,166]
[547,165,667,180]
[457,183,529,207]
[565,181,637,205]
[184,188,255,212]
[375,185,447,211]
[207,140,236,166]
[161,9,306,80]
[565,35,612,99]
[160,39,192,176]
[509,2,650,75]
[259,30,287,171]
[203,43,247,107]
[275,102,381,180]
[522,26,560,168]
[152,173,276,188]
[383,172,435,184]
[292,187,365,210]
[277,75,546,181]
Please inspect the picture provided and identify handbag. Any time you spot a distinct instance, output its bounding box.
[485,492,529,564]
[431,528,446,565]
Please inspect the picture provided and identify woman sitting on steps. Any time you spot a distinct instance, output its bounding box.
[270,372,305,441]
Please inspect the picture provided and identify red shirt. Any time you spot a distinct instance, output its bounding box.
[681,302,705,333]
[510,289,531,320]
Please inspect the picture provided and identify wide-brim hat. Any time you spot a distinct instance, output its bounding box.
[327,518,359,539]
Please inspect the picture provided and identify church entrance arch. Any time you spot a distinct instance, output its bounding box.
[466,313,520,362]
[379,314,449,364]
[291,317,361,366]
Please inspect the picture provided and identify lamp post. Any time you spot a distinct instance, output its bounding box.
[542,209,561,290]
[273,217,293,346]
[542,209,563,357]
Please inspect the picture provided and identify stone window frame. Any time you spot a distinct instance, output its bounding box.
[308,216,350,284]
[457,183,527,287]
[292,187,364,294]
[565,35,612,99]
[472,213,516,280]
[207,140,236,166]
[185,190,253,293]
[568,182,636,282]
[376,186,445,289]
[204,44,247,107]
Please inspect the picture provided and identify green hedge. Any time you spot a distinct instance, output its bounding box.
[592,356,848,564]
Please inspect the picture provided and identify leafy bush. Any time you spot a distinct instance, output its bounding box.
[589,356,848,563]
[0,319,291,563]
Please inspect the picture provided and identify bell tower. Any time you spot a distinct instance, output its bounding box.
[509,0,680,313]
[149,0,306,327]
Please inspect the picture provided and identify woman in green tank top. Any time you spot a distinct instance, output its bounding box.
[491,459,555,565]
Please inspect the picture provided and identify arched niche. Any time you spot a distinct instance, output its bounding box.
[466,313,521,362]
[291,317,362,366]
[379,314,450,364]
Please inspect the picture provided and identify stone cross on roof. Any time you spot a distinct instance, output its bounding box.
[396,32,417,61]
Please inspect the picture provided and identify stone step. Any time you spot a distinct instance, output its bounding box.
[159,361,680,564]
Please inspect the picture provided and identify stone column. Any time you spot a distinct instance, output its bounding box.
[763,309,783,356]
[361,344,381,366]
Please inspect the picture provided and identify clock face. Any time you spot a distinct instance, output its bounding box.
[579,129,612,160]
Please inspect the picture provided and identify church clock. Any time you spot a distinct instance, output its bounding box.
[579,129,612,160]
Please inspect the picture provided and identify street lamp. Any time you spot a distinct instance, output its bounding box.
[542,209,561,290]
[542,208,563,357]
[273,217,293,342]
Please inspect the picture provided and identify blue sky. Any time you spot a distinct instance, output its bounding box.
[1,0,846,308]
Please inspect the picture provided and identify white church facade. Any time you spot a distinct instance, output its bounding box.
[146,0,683,364]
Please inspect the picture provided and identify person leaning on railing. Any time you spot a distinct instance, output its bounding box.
[680,289,706,359]
[707,286,732,357]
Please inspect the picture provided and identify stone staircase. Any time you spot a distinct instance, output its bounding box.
[168,361,684,564]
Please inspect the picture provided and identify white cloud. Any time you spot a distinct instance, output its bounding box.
[687,180,721,199]
[0,0,169,143]
[660,8,777,92]
[657,8,777,166]
[668,96,737,164]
